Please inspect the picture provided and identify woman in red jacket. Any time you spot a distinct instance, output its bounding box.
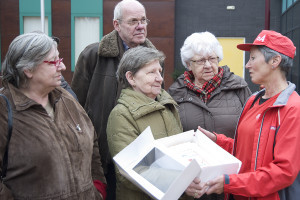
[186,30,300,200]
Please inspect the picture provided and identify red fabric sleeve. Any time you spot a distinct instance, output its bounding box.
[93,180,107,200]
[215,133,234,154]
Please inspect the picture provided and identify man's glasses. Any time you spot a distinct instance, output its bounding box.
[190,57,219,66]
[43,58,63,68]
[118,18,150,26]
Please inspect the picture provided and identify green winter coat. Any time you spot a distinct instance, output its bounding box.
[107,88,187,200]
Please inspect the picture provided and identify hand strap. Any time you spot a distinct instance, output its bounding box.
[0,94,13,181]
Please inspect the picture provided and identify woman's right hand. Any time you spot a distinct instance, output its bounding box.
[185,177,208,199]
[197,126,217,142]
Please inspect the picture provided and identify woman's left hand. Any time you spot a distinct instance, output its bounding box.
[205,175,224,195]
[198,126,217,142]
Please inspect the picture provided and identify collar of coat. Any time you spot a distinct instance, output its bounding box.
[251,81,296,107]
[97,30,156,58]
[118,88,178,120]
[5,83,63,111]
[172,65,249,91]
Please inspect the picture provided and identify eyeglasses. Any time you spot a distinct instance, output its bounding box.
[190,57,219,66]
[43,58,63,68]
[118,18,150,26]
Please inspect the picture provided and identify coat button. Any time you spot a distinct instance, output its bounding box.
[179,98,183,102]
[188,97,193,101]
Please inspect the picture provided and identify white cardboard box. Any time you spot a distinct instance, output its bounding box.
[113,127,241,200]
[113,127,201,200]
[156,129,242,182]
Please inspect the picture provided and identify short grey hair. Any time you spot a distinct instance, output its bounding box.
[1,31,56,88]
[180,31,223,69]
[113,0,145,20]
[257,46,293,77]
[117,46,165,89]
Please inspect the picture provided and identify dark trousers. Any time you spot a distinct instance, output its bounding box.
[105,162,116,200]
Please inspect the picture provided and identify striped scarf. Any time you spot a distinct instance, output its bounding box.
[183,67,224,103]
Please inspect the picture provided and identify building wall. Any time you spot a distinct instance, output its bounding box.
[175,0,281,92]
[52,0,72,84]
[0,0,20,71]
[0,0,175,88]
[1,1,299,92]
[281,1,300,92]
[103,0,175,89]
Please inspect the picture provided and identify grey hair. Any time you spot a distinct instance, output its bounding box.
[180,31,223,69]
[257,46,293,77]
[113,0,145,20]
[117,46,165,89]
[1,31,56,88]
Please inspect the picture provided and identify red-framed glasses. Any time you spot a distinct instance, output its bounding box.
[43,58,63,68]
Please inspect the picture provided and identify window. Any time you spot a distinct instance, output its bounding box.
[71,0,103,71]
[282,0,287,13]
[282,0,298,13]
[23,16,49,34]
[19,0,52,35]
[288,0,294,7]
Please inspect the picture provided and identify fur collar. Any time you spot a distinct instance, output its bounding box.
[98,30,156,57]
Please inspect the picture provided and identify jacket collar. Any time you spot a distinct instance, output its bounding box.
[118,88,178,120]
[97,30,156,58]
[252,81,295,107]
[220,65,248,90]
[171,65,248,92]
[7,83,62,111]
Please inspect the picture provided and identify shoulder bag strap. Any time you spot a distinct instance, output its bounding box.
[0,94,13,181]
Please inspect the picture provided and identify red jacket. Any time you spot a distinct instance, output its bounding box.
[216,82,300,200]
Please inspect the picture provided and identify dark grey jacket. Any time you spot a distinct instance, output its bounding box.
[71,30,156,173]
[168,65,252,139]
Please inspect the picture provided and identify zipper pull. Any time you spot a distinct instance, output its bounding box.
[76,124,81,132]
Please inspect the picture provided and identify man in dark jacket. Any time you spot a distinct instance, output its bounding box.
[71,1,157,199]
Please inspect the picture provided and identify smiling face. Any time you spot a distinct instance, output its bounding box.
[188,53,219,86]
[127,60,163,99]
[25,46,66,91]
[113,1,147,48]
[246,46,272,85]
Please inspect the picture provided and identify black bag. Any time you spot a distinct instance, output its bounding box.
[0,94,13,182]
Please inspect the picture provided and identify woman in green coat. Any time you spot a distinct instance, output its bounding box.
[107,46,191,200]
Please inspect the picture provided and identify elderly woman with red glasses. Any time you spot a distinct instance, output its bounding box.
[0,31,107,200]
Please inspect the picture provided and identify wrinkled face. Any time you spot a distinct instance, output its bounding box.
[128,60,163,99]
[25,46,66,90]
[114,2,147,48]
[188,53,219,85]
[246,47,272,85]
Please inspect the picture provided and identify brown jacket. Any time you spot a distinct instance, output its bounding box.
[71,30,156,173]
[168,65,252,139]
[0,83,106,200]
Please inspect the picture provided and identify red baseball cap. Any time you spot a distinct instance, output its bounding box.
[237,30,296,59]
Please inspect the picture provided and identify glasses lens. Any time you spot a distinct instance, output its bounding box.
[209,57,218,63]
[126,19,149,26]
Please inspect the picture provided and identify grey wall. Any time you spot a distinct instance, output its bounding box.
[175,0,281,93]
[281,1,300,93]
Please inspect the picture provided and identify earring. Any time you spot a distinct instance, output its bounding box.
[272,66,275,69]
